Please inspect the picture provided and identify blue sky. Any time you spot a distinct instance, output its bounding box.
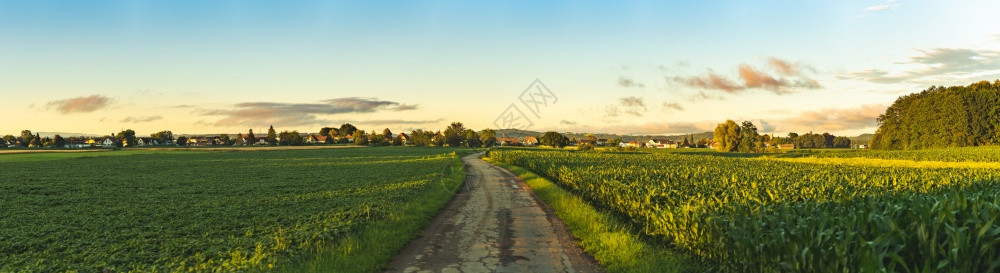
[2,1,999,136]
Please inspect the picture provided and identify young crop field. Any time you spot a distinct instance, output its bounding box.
[0,147,469,272]
[488,148,1000,272]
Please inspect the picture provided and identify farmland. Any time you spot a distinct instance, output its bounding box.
[0,147,469,272]
[488,148,1000,272]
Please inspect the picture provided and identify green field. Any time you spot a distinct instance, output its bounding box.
[489,147,1000,272]
[0,147,469,272]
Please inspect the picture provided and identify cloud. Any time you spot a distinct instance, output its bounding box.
[618,77,646,88]
[46,95,115,114]
[560,120,577,125]
[618,96,648,116]
[120,115,163,123]
[842,48,1000,84]
[672,72,744,94]
[775,104,887,133]
[205,97,419,127]
[864,5,891,11]
[662,101,684,112]
[673,57,820,95]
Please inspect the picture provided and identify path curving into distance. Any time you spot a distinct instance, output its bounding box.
[384,153,603,273]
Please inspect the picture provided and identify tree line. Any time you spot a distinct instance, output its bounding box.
[713,120,852,153]
[871,80,1000,150]
[1,122,502,148]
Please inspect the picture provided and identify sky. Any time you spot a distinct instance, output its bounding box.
[2,0,999,137]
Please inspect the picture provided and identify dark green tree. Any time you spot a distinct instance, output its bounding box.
[117,129,137,148]
[176,136,188,146]
[464,129,481,147]
[339,123,358,138]
[479,129,497,147]
[540,131,569,148]
[247,129,256,145]
[53,135,66,148]
[266,125,278,145]
[151,131,174,145]
[353,130,368,145]
[444,122,465,147]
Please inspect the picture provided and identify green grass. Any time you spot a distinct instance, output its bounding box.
[485,158,704,273]
[272,152,470,272]
[0,147,472,272]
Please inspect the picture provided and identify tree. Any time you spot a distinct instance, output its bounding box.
[444,122,465,147]
[29,135,41,147]
[392,136,403,146]
[117,129,137,148]
[480,129,497,147]
[339,123,358,138]
[266,125,278,145]
[738,121,759,153]
[577,142,594,151]
[584,133,597,141]
[430,131,444,147]
[382,128,393,140]
[682,137,691,148]
[353,130,368,145]
[713,120,741,152]
[218,134,233,146]
[278,131,304,146]
[176,136,188,146]
[19,130,32,147]
[833,136,851,148]
[319,127,335,137]
[540,132,569,148]
[369,133,388,146]
[3,135,16,146]
[247,129,256,145]
[151,131,174,145]
[53,135,66,148]
[410,130,428,147]
[464,129,481,147]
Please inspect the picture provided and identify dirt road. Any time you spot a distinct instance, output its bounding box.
[385,153,603,273]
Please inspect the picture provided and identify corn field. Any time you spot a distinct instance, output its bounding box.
[488,149,1000,272]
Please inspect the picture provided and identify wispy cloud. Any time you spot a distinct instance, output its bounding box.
[560,120,577,125]
[617,76,646,88]
[559,121,716,135]
[662,101,684,112]
[120,115,163,123]
[357,118,444,125]
[618,96,648,116]
[46,95,115,114]
[859,0,901,17]
[204,97,419,127]
[840,48,1000,84]
[673,57,821,95]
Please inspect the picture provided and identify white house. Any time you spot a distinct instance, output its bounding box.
[647,139,677,148]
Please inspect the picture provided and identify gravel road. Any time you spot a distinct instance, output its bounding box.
[384,153,603,273]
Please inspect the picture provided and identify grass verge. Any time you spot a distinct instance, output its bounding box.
[485,158,705,273]
[269,152,469,273]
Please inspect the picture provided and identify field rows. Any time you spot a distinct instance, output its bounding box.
[489,149,1000,272]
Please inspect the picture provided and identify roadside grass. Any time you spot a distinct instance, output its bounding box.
[270,152,469,273]
[484,158,705,273]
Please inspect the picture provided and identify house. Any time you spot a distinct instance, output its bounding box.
[136,137,158,147]
[99,137,117,147]
[397,133,410,144]
[496,137,519,146]
[595,139,608,146]
[647,139,677,148]
[857,144,868,149]
[521,136,539,146]
[254,137,269,145]
[305,134,328,144]
[620,141,642,148]
[578,139,595,145]
[344,134,354,142]
[778,144,795,150]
